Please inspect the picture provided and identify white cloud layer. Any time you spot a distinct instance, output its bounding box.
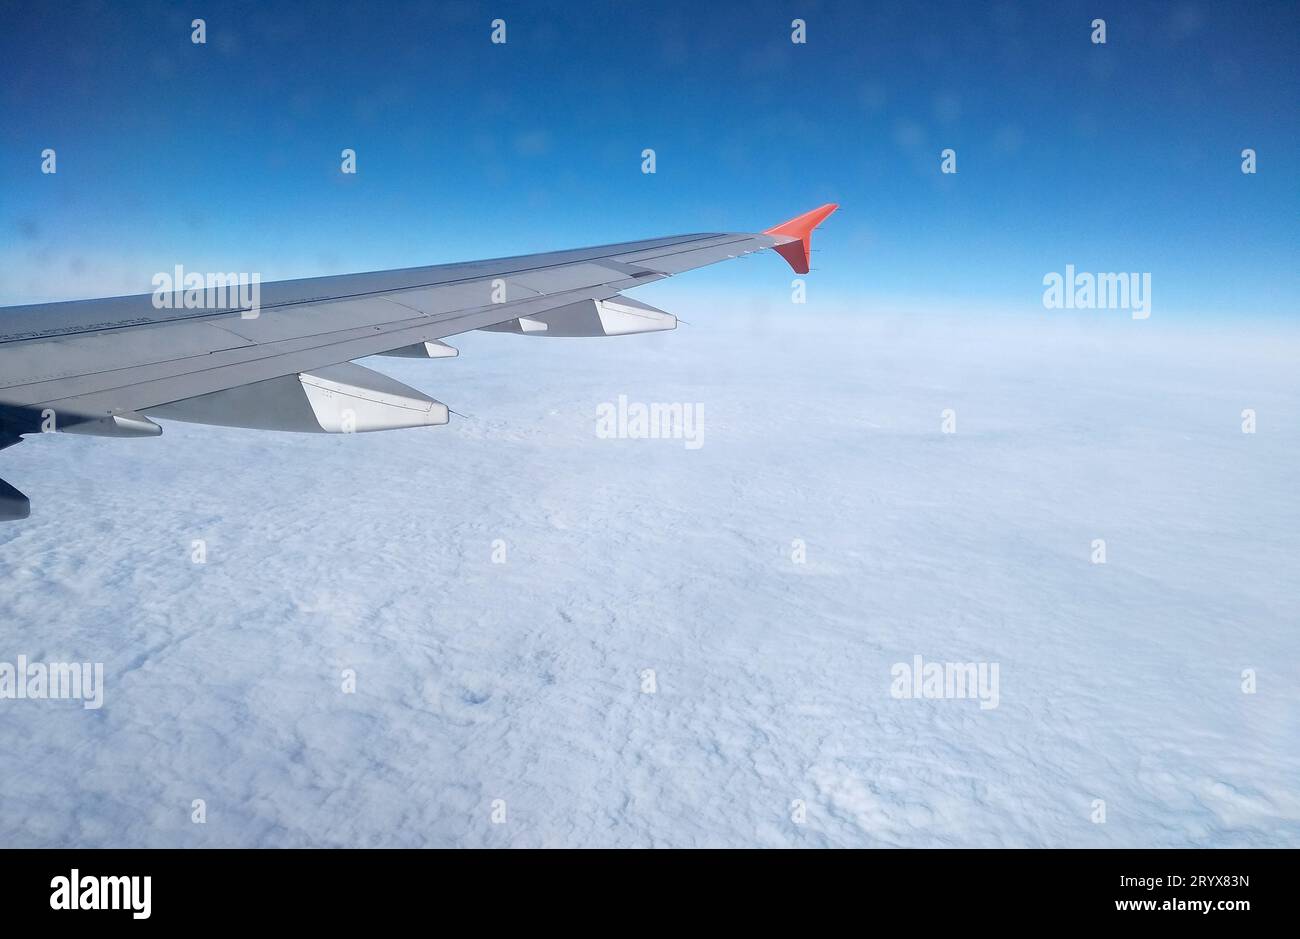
[0,307,1296,847]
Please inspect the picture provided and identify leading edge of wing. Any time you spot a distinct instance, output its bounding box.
[0,232,732,344]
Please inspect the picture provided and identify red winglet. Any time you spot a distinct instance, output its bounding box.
[763,203,839,274]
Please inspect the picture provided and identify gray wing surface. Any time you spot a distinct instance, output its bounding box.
[0,233,767,417]
[0,204,837,518]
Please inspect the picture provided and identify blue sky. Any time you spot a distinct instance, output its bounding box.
[1,0,1296,315]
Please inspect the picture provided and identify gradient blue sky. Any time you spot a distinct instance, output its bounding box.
[1,0,1296,315]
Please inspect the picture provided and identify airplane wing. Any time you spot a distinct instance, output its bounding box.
[0,204,838,519]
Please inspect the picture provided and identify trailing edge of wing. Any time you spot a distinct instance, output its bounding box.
[147,362,448,433]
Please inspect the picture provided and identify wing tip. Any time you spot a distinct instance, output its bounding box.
[763,203,839,274]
